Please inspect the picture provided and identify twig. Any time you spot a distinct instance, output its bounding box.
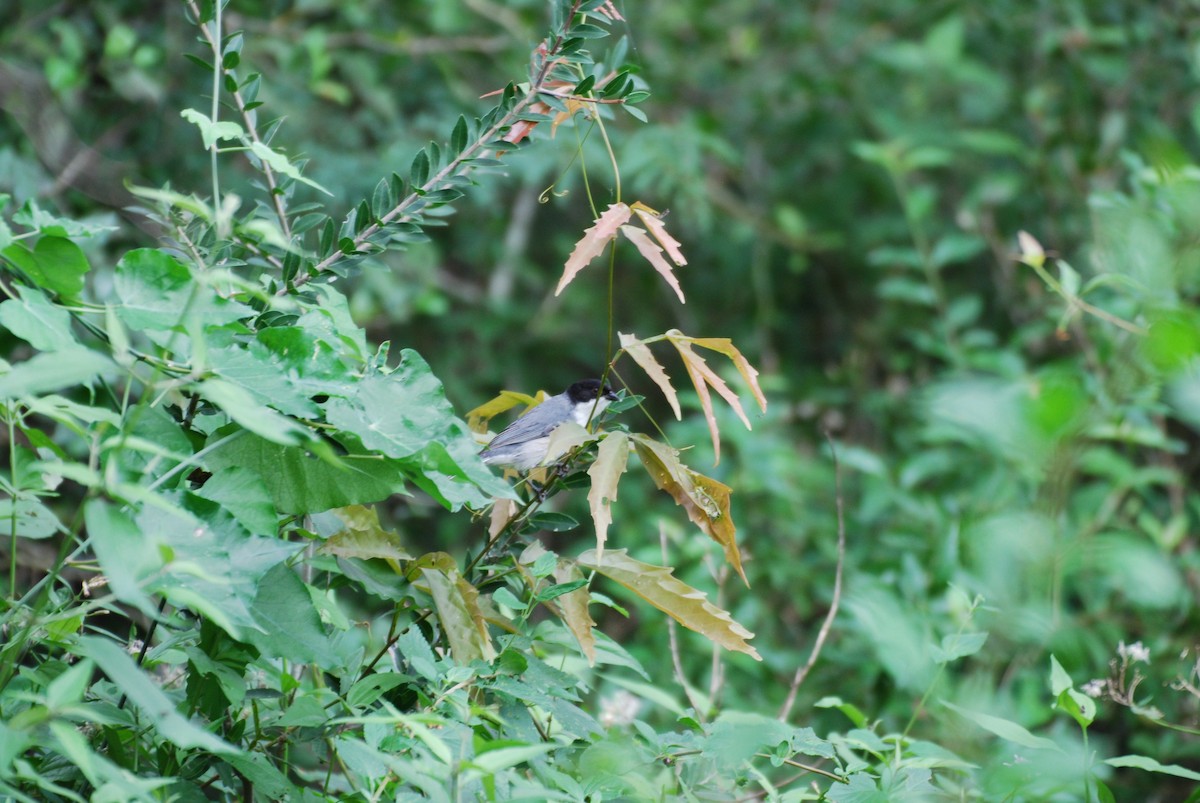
[661,525,708,719]
[185,0,293,241]
[778,430,847,721]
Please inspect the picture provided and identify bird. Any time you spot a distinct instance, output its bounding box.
[479,379,619,470]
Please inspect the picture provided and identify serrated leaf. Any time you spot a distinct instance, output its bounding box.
[555,203,632,296]
[577,548,758,659]
[619,332,681,419]
[632,434,745,583]
[632,204,687,266]
[248,563,336,669]
[620,224,686,303]
[83,499,163,617]
[587,432,629,558]
[197,378,308,446]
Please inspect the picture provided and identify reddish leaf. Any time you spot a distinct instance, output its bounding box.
[632,204,687,266]
[555,203,631,296]
[619,332,682,419]
[620,225,686,303]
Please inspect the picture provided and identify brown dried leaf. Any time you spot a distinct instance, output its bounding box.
[632,205,687,266]
[555,203,631,296]
[668,337,722,464]
[620,225,686,303]
[587,432,630,559]
[421,566,496,663]
[577,548,758,659]
[619,332,682,419]
[631,434,746,584]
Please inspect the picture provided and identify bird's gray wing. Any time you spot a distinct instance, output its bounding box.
[481,396,571,452]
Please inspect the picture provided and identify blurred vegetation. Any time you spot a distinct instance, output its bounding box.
[4,0,1200,800]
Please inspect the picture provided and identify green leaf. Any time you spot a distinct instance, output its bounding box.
[411,149,430,186]
[346,673,408,711]
[0,286,77,351]
[78,636,239,754]
[422,565,495,663]
[0,498,63,539]
[318,505,413,561]
[249,141,333,195]
[1,236,90,297]
[0,345,111,398]
[204,428,409,515]
[942,700,1062,752]
[13,199,115,238]
[180,108,245,149]
[248,563,337,670]
[702,712,794,771]
[1106,754,1200,781]
[931,631,988,664]
[83,499,164,617]
[527,511,580,532]
[114,248,253,331]
[192,466,278,536]
[1049,654,1095,728]
[196,378,309,445]
[221,752,298,799]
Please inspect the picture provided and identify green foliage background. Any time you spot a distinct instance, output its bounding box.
[3,0,1200,800]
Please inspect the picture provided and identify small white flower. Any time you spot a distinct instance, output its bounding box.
[1118,640,1150,664]
[1082,679,1108,698]
[598,690,642,727]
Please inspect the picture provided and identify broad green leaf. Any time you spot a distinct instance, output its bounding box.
[0,498,64,539]
[1106,754,1200,781]
[114,248,253,331]
[931,631,988,664]
[221,752,299,799]
[587,431,629,558]
[192,466,278,536]
[703,712,793,771]
[196,378,308,445]
[527,511,580,532]
[346,674,408,711]
[248,563,337,669]
[632,434,745,583]
[577,548,759,659]
[0,345,109,397]
[83,499,163,617]
[1,236,90,297]
[275,694,328,727]
[0,286,77,351]
[463,744,556,779]
[204,428,408,514]
[1049,654,1095,727]
[79,636,239,754]
[12,199,115,238]
[942,701,1062,752]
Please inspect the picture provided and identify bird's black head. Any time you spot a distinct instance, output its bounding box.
[566,378,618,404]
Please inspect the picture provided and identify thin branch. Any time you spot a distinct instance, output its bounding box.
[661,525,708,720]
[186,0,293,241]
[778,430,847,721]
[288,4,586,292]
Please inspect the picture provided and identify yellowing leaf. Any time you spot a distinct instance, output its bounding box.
[632,434,745,584]
[632,204,687,266]
[466,390,540,434]
[319,505,413,568]
[421,566,496,663]
[620,225,686,304]
[619,332,682,419]
[551,560,597,664]
[678,334,768,413]
[556,203,632,296]
[1017,230,1045,268]
[587,432,630,559]
[489,497,518,538]
[519,542,597,664]
[543,421,592,464]
[577,548,758,659]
